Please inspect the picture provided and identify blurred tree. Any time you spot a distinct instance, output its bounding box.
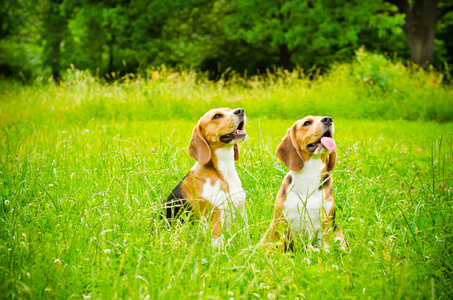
[64,1,106,73]
[436,2,453,65]
[63,0,193,77]
[0,0,451,79]
[1,0,21,40]
[386,0,453,65]
[152,0,278,77]
[222,0,404,70]
[126,0,180,70]
[63,0,131,77]
[38,0,68,83]
[0,0,40,80]
[102,2,129,75]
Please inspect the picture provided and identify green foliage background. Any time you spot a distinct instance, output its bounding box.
[1,0,452,80]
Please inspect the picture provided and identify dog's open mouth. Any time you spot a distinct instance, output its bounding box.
[220,121,246,143]
[307,131,336,152]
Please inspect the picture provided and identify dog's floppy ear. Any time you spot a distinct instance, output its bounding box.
[188,125,211,164]
[276,125,303,171]
[327,149,336,173]
[234,144,240,161]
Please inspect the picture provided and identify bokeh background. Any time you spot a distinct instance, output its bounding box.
[1,0,452,82]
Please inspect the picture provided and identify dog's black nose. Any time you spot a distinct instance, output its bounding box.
[321,116,333,126]
[234,108,245,116]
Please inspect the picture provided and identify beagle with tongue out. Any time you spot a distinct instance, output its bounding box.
[164,108,247,247]
[264,116,347,250]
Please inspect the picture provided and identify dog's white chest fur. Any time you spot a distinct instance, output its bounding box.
[201,147,245,228]
[283,157,327,240]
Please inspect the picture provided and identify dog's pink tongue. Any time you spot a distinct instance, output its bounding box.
[321,137,336,151]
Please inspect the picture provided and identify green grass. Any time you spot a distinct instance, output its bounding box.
[1,62,453,298]
[1,50,452,125]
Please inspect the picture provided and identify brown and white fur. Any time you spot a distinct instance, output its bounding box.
[164,108,247,247]
[264,116,347,250]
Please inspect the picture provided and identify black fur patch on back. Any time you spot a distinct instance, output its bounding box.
[163,176,192,225]
[287,174,293,185]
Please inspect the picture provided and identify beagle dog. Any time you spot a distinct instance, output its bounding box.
[264,116,347,250]
[164,108,247,247]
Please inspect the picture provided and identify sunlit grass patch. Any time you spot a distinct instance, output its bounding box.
[1,51,452,128]
[1,56,452,297]
[1,112,452,298]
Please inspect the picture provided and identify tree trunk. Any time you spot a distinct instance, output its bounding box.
[51,39,61,83]
[108,35,115,75]
[44,0,66,84]
[389,0,438,65]
[279,44,291,70]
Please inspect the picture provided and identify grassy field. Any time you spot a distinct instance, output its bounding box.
[1,60,453,299]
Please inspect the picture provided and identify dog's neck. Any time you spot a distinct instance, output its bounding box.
[213,146,237,180]
[290,156,326,191]
[191,145,237,180]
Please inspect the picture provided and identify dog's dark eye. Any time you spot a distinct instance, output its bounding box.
[213,114,223,120]
[303,120,312,126]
